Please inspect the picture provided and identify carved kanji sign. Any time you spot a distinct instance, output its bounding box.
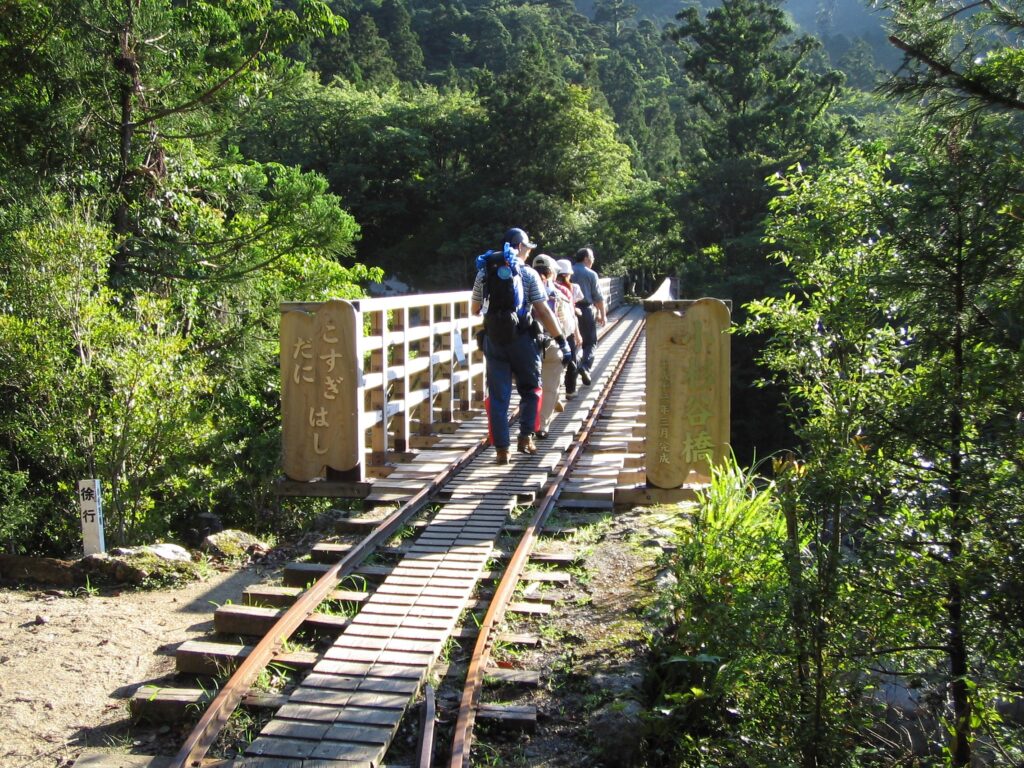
[281,300,363,481]
[645,299,730,489]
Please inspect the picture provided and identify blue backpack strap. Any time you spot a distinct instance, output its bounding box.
[513,272,527,317]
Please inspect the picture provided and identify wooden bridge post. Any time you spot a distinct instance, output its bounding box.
[280,300,364,482]
[392,305,410,452]
[643,285,731,491]
[465,300,487,410]
[436,302,454,423]
[366,306,388,459]
[408,304,431,437]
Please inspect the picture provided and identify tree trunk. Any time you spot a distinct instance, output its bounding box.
[111,1,141,280]
[946,230,971,767]
[781,489,816,768]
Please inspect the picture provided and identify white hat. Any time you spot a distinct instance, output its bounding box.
[556,258,573,275]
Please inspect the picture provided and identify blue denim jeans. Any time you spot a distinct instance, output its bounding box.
[577,304,597,374]
[485,331,542,449]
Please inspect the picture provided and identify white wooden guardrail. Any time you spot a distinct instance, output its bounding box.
[280,277,624,483]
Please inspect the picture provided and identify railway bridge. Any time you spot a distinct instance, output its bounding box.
[73,278,731,768]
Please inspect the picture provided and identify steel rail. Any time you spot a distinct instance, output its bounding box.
[448,307,646,768]
[171,431,492,767]
[173,306,635,767]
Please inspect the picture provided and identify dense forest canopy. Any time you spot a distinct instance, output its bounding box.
[2,0,1023,763]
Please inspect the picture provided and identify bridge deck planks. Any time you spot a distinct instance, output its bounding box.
[168,310,645,766]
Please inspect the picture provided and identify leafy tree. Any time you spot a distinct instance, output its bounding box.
[747,123,1024,765]
[670,0,847,285]
[346,13,400,88]
[0,202,211,548]
[598,50,650,163]
[663,0,850,462]
[593,0,638,42]
[0,0,344,278]
[881,0,1024,225]
[241,59,632,287]
[835,36,882,91]
[883,0,1024,117]
[585,179,682,291]
[0,2,78,189]
[0,1,379,553]
[641,92,684,178]
[644,457,878,767]
[872,6,1024,754]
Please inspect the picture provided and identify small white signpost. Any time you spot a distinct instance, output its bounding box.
[77,479,105,555]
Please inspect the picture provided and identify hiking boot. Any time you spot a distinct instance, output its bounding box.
[535,430,549,440]
[554,401,564,413]
[517,434,537,454]
[495,448,510,465]
[580,369,591,386]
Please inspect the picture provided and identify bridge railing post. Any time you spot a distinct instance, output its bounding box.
[280,299,365,482]
[280,291,487,484]
[643,279,731,490]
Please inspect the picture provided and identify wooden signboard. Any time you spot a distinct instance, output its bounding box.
[645,299,730,489]
[281,300,363,482]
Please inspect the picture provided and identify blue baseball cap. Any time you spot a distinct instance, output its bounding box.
[504,227,537,249]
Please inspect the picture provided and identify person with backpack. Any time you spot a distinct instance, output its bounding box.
[471,228,573,465]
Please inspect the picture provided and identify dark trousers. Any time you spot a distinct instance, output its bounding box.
[577,304,597,374]
[484,332,542,448]
[563,336,579,394]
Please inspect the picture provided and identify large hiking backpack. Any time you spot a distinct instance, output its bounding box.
[478,245,527,345]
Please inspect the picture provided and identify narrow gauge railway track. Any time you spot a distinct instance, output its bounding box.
[448,306,647,768]
[75,306,647,768]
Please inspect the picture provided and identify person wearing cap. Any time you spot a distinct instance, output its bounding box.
[555,258,584,399]
[571,247,606,386]
[471,228,573,465]
[531,253,575,438]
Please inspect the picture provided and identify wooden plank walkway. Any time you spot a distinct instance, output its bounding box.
[245,313,646,765]
[246,461,546,762]
[244,312,646,766]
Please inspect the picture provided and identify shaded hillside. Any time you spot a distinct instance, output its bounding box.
[577,0,900,67]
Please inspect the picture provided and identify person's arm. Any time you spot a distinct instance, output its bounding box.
[532,299,572,362]
[524,268,571,360]
[471,271,484,315]
[590,272,607,325]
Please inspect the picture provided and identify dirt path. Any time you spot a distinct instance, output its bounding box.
[0,565,267,768]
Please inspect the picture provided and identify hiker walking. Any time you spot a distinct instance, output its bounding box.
[571,247,606,386]
[531,254,576,439]
[472,228,572,465]
[555,258,584,400]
